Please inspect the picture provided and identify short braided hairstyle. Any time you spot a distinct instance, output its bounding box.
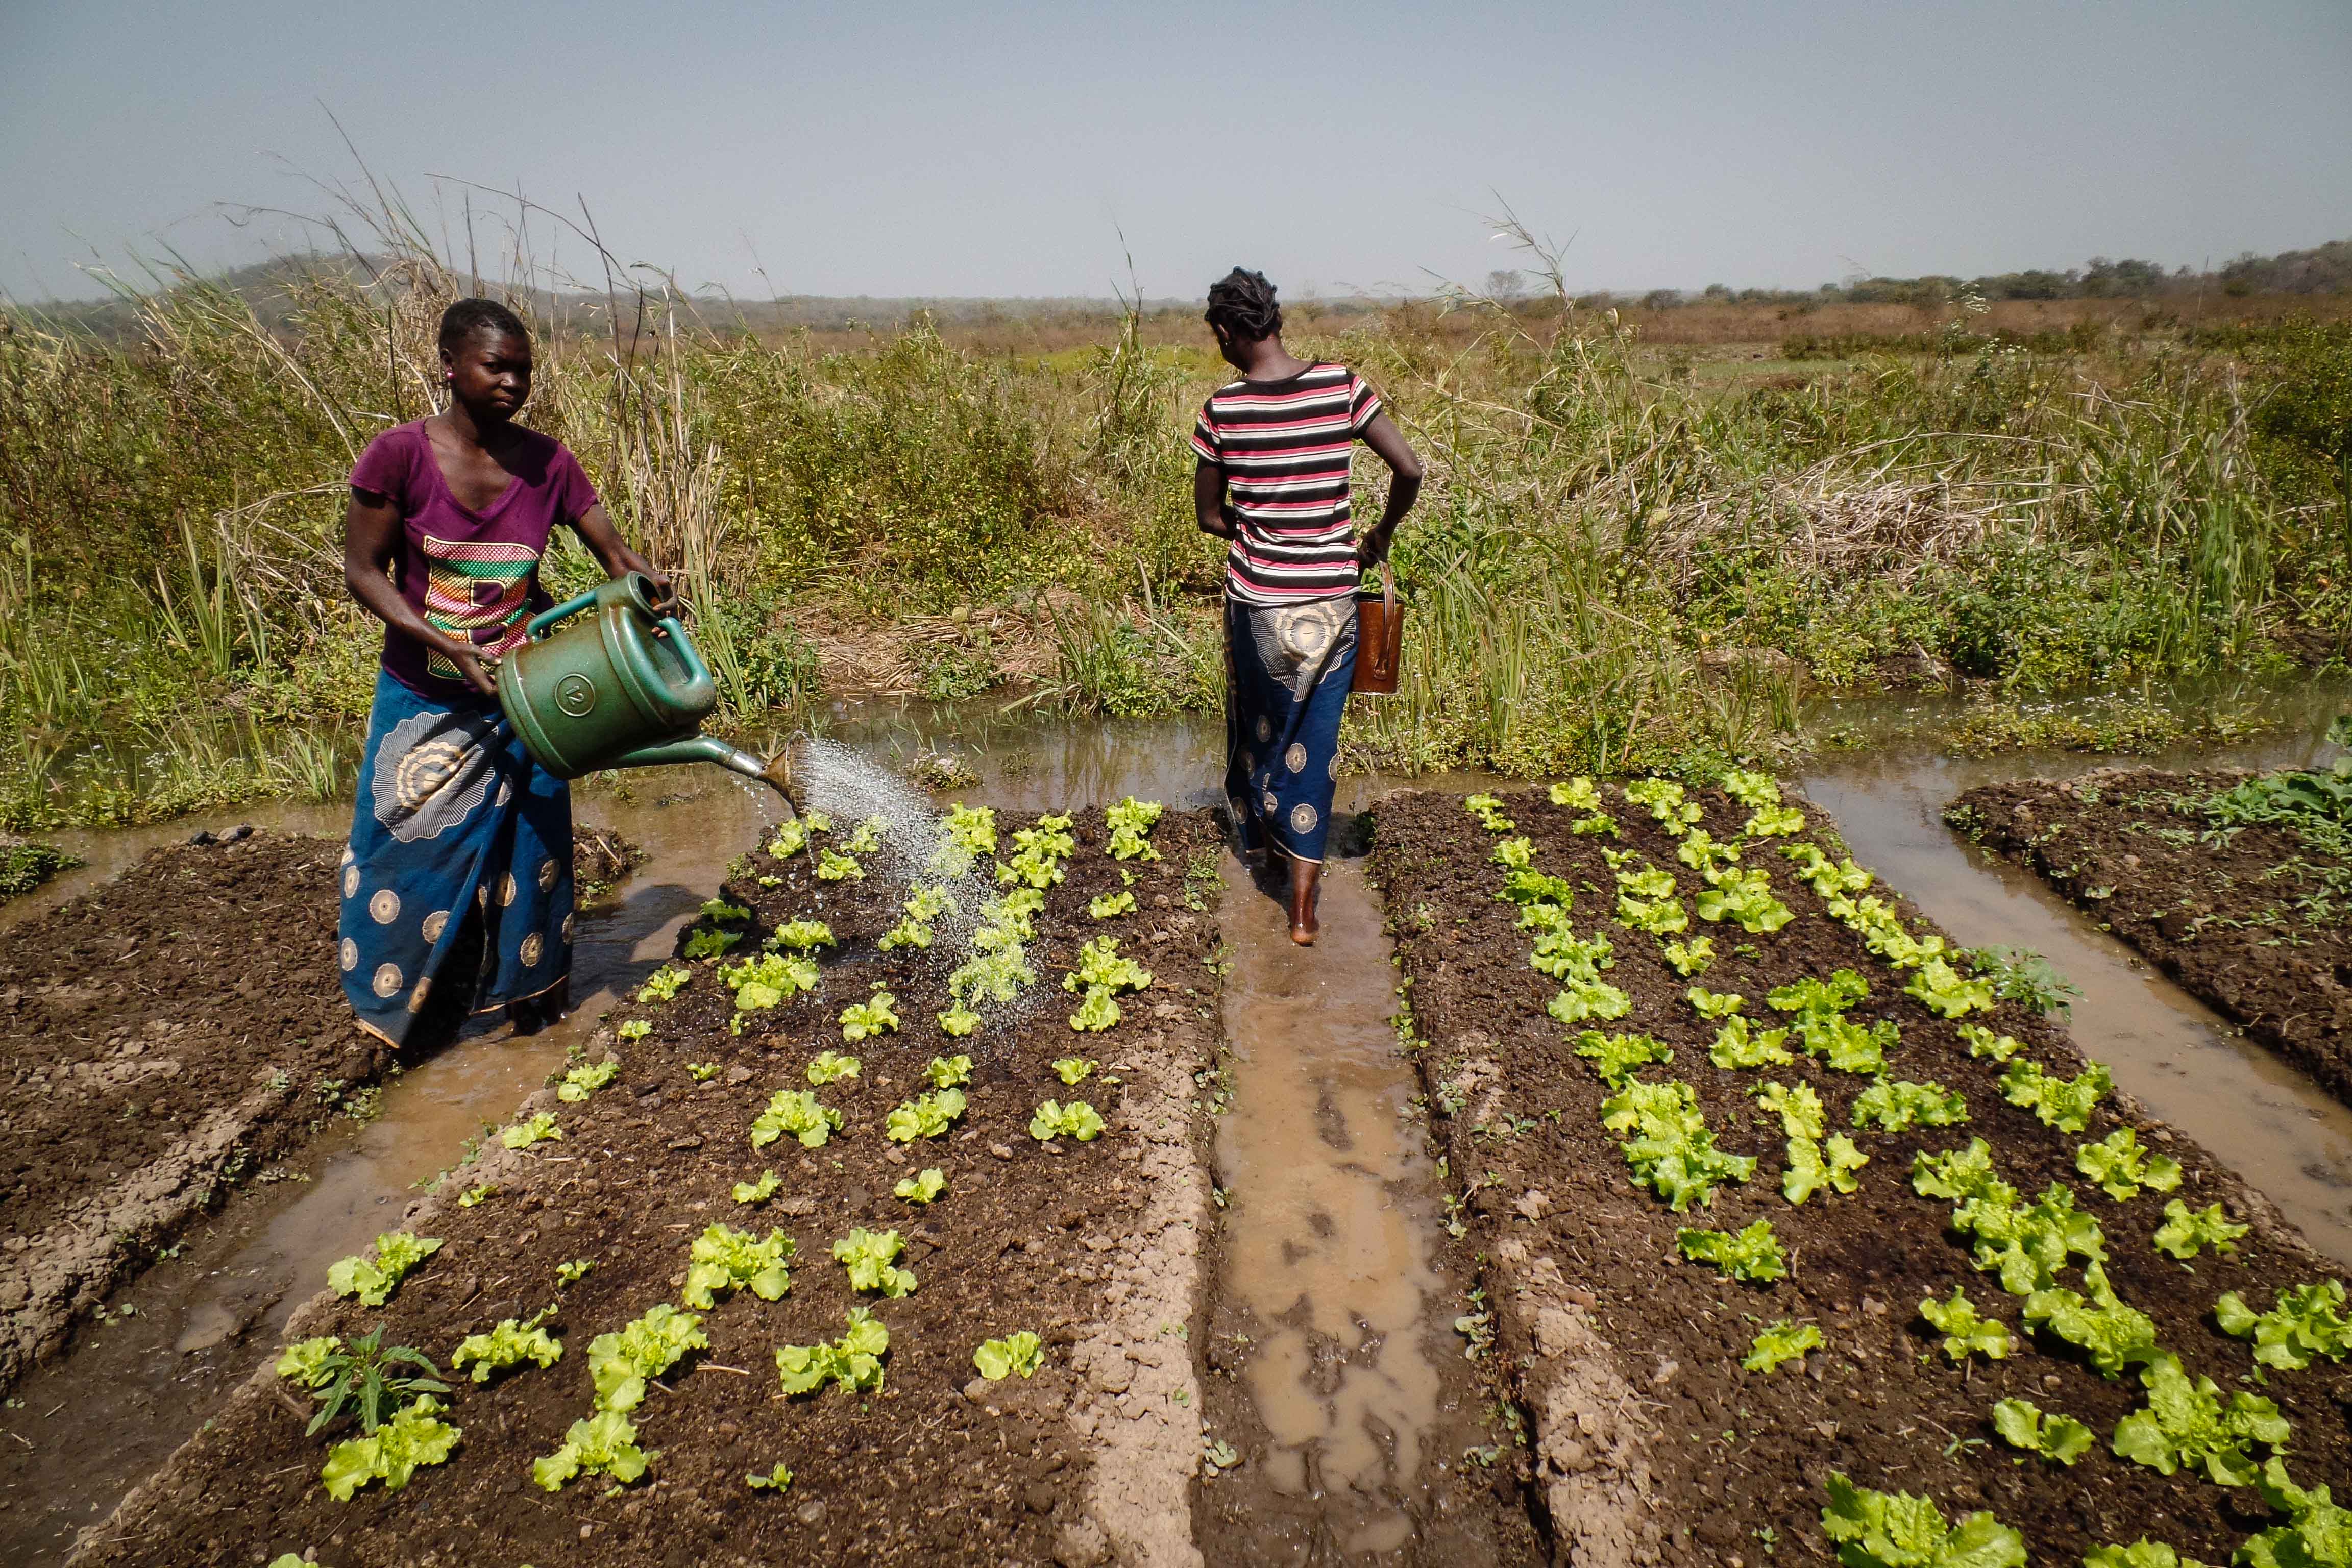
[1204,267,1282,343]
[437,297,530,357]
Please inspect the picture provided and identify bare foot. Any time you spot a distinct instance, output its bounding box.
[1289,859,1321,945]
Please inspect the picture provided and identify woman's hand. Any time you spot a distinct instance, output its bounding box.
[435,634,501,698]
[1354,528,1392,570]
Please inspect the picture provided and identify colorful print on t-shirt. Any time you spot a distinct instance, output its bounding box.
[420,535,541,681]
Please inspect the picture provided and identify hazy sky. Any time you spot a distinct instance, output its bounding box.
[5,0,2348,303]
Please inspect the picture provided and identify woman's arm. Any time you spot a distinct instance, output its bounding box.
[1354,411,1424,568]
[570,503,674,609]
[342,487,501,698]
[1193,458,1237,539]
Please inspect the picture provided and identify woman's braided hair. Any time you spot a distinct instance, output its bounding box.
[437,297,530,356]
[1204,267,1282,343]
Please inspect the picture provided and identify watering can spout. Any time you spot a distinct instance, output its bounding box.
[610,736,808,815]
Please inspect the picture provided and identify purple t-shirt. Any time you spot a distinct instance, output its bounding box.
[349,420,600,701]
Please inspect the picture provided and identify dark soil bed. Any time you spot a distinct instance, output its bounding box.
[1370,783,2352,1566]
[75,810,1222,1568]
[1950,767,2352,1110]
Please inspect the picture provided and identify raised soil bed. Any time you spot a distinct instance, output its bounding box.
[1949,768,2352,1111]
[1370,782,2352,1566]
[72,809,1222,1568]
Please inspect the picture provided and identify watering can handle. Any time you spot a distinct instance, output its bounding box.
[526,590,599,641]
[652,616,715,689]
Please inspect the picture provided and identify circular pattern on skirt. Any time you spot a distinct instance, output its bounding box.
[1261,790,1279,816]
[496,778,513,807]
[520,933,544,968]
[497,873,518,907]
[339,937,358,971]
[422,909,450,944]
[1285,742,1308,774]
[340,845,355,867]
[1290,802,1319,835]
[371,962,403,998]
[537,858,558,891]
[561,913,575,943]
[369,888,401,925]
[1328,753,1340,780]
[342,864,360,898]
[406,975,432,1013]
[1254,715,1271,744]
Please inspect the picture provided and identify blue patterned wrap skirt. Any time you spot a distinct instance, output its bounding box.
[338,670,574,1046]
[1224,595,1357,865]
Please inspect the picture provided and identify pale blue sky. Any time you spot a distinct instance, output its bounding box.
[4,0,2348,303]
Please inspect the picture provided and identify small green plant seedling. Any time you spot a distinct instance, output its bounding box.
[973,1332,1044,1380]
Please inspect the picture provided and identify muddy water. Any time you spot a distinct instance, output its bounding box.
[1803,733,2352,1269]
[1204,857,1449,1560]
[0,772,789,1565]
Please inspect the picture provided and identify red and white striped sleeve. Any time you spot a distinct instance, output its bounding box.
[1190,399,1222,464]
[1346,372,1383,434]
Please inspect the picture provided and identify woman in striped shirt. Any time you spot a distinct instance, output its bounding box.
[1193,267,1422,945]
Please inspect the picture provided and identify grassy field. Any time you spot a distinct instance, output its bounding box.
[4,220,2350,827]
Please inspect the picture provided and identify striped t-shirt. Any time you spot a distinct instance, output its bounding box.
[1191,363,1383,605]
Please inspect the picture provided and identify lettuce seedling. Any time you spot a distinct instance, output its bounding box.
[842,815,886,854]
[1902,958,1996,1019]
[1742,1320,1821,1374]
[894,1167,947,1204]
[832,1228,917,1297]
[1754,1080,1827,1139]
[1720,769,1781,809]
[775,1307,890,1396]
[1709,1016,1794,1069]
[815,849,864,881]
[839,992,899,1040]
[2151,1199,2248,1261]
[322,1396,461,1501]
[751,1089,842,1149]
[453,1309,564,1383]
[1955,1023,2023,1062]
[684,1224,795,1308]
[745,1461,794,1490]
[1498,868,1576,909]
[805,1050,861,1085]
[1912,1138,2003,1202]
[1662,936,1714,976]
[1624,777,1701,835]
[458,1183,495,1207]
[1031,1099,1107,1142]
[887,1087,968,1141]
[2216,1280,2352,1370]
[1617,892,1689,934]
[2075,1128,2182,1200]
[1107,796,1165,860]
[533,1409,652,1492]
[1834,895,1949,970]
[1767,969,1869,1021]
[2082,1540,2215,1568]
[2238,1458,2352,1568]
[327,1233,444,1307]
[1602,1080,1755,1210]
[1686,986,1744,1019]
[733,1170,781,1205]
[2112,1352,2290,1484]
[1570,811,1621,838]
[1919,1287,2012,1362]
[1675,829,1740,874]
[1783,1133,1869,1203]
[927,1055,974,1088]
[1781,842,1871,898]
[616,1019,651,1042]
[1532,925,1615,981]
[1694,867,1793,933]
[1746,803,1805,837]
[1548,977,1632,1024]
[878,917,934,950]
[1572,1030,1672,1087]
[555,1258,595,1287]
[1615,865,1677,899]
[944,802,997,855]
[1065,935,1153,995]
[723,952,820,1012]
[1054,1057,1098,1085]
[2024,1261,2158,1377]
[1464,793,1515,832]
[1676,1220,1786,1283]
[702,899,751,923]
[1090,891,1137,919]
[1069,985,1122,1032]
[682,926,741,959]
[1492,835,1535,869]
[557,1060,619,1102]
[1792,1013,1899,1076]
[501,1112,562,1150]
[2000,1059,2112,1133]
[1549,777,1604,810]
[973,1331,1045,1380]
[1850,1078,1969,1132]
[938,1003,982,1036]
[587,1304,706,1414]
[1820,1473,2025,1568]
[1991,1398,2094,1466]
[769,918,838,951]
[636,965,690,1003]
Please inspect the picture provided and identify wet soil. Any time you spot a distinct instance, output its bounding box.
[1952,768,2352,1115]
[72,809,1221,1568]
[1195,854,1545,1567]
[1371,783,2352,1566]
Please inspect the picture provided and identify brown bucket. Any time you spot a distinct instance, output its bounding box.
[1353,562,1404,695]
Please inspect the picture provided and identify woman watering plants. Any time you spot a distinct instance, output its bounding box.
[337,298,669,1047]
[1193,268,1421,944]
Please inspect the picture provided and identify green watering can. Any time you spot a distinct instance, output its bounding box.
[494,573,804,809]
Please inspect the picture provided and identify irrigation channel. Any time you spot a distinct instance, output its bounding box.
[3,693,2350,1563]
